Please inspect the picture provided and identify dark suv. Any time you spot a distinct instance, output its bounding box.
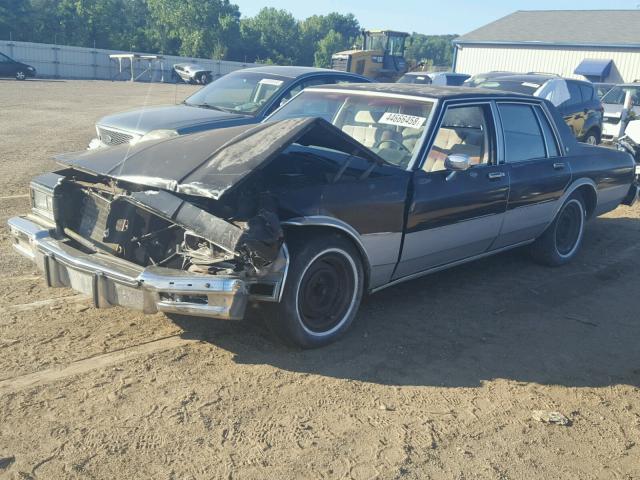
[476,74,604,144]
[0,52,36,80]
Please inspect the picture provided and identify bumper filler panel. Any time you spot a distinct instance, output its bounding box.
[9,216,248,320]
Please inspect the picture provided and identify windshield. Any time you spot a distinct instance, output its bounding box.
[601,86,640,106]
[268,89,434,168]
[184,72,289,115]
[366,33,387,52]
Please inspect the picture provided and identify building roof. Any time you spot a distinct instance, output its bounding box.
[455,10,640,47]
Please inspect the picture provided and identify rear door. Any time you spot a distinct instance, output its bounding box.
[394,102,509,279]
[560,81,588,139]
[493,102,572,249]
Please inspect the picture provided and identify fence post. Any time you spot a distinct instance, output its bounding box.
[52,45,60,78]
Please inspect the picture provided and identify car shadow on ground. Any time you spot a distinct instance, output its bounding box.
[170,215,640,389]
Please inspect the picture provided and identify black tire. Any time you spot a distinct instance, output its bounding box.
[261,231,364,348]
[582,129,600,145]
[530,192,586,266]
[15,70,26,81]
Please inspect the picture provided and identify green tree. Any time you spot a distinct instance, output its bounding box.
[239,8,300,64]
[0,0,34,41]
[146,0,240,57]
[299,13,359,66]
[405,33,458,69]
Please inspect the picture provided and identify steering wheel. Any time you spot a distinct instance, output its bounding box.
[375,139,411,153]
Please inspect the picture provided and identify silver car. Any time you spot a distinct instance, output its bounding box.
[601,83,640,141]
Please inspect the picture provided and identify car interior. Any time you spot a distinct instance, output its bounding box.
[424,106,490,172]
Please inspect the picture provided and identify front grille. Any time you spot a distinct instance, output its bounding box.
[604,117,621,125]
[97,126,134,146]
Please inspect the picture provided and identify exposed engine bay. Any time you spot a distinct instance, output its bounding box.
[54,143,375,280]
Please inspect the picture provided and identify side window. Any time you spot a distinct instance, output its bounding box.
[423,104,493,173]
[579,84,594,102]
[498,104,546,162]
[0,53,11,63]
[564,82,582,107]
[533,106,560,157]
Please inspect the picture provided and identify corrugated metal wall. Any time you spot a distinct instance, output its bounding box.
[0,40,258,81]
[455,44,640,83]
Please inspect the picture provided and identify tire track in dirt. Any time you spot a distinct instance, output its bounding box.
[0,335,198,396]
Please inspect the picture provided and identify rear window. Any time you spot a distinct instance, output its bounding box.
[498,104,546,162]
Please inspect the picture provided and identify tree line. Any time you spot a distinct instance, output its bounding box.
[0,0,456,68]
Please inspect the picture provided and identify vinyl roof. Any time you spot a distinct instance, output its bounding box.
[455,10,640,47]
[307,83,531,100]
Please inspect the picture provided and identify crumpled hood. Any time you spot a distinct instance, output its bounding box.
[97,104,249,135]
[58,117,384,200]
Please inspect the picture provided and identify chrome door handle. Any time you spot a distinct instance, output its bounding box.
[487,171,506,179]
[553,162,566,170]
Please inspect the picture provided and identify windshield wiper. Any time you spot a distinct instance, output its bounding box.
[182,101,251,115]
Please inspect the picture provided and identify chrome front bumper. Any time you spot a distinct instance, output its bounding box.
[8,216,249,320]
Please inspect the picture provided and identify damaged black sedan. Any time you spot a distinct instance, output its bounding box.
[9,84,638,347]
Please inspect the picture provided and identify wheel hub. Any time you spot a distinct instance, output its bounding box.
[297,252,355,333]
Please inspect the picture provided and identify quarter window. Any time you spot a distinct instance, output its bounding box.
[534,106,560,157]
[498,104,546,162]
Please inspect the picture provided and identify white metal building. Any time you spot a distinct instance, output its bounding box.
[453,10,640,84]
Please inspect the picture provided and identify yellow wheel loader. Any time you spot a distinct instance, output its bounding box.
[331,30,409,82]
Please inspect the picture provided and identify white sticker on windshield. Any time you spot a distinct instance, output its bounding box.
[379,112,426,129]
[259,78,284,86]
[522,82,541,89]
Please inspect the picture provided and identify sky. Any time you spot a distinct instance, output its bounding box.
[234,0,640,35]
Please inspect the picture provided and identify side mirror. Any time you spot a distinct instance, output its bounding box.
[444,153,471,171]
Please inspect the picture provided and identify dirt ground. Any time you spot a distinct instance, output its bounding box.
[0,79,639,480]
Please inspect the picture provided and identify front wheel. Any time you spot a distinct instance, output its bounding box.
[15,70,26,81]
[530,193,586,266]
[262,232,364,348]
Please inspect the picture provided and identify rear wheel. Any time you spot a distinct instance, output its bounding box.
[262,232,364,348]
[582,129,600,145]
[530,193,586,266]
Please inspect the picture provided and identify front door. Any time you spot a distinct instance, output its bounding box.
[0,53,13,77]
[393,103,509,279]
[493,102,572,249]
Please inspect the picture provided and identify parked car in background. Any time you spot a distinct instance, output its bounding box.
[476,74,604,144]
[463,71,514,87]
[0,52,36,80]
[601,83,640,142]
[594,82,615,99]
[397,71,470,86]
[10,84,637,347]
[172,63,213,85]
[88,66,372,149]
